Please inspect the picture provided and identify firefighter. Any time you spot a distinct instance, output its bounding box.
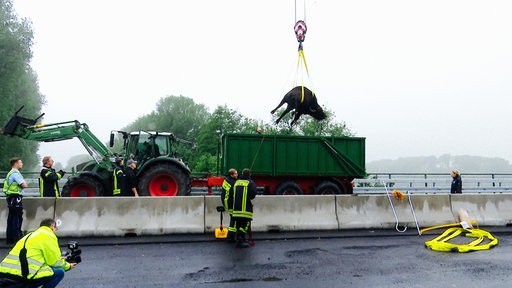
[39,156,66,197]
[232,168,257,248]
[0,218,77,287]
[112,158,126,196]
[220,168,238,241]
[3,157,28,245]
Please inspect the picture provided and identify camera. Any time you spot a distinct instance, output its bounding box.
[63,241,82,263]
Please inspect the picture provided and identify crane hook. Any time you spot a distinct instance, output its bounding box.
[294,20,307,46]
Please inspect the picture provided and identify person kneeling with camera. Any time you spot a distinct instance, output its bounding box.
[0,218,77,288]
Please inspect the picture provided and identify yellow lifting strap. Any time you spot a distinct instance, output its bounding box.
[296,49,311,103]
[419,221,478,234]
[424,227,498,253]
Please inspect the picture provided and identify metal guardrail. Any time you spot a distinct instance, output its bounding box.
[354,173,512,194]
[3,173,512,196]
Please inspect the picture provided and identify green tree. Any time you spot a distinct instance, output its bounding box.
[124,95,208,141]
[0,0,43,171]
[122,95,210,169]
[193,105,258,172]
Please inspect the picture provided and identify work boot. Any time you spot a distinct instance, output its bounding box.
[239,239,249,248]
[235,233,249,248]
[227,230,236,243]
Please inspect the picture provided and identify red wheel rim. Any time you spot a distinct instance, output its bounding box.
[70,183,95,197]
[149,175,178,196]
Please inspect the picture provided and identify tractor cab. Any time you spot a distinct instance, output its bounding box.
[124,131,176,166]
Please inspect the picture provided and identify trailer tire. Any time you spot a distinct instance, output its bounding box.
[61,175,105,197]
[138,163,190,196]
[315,181,342,195]
[275,181,303,195]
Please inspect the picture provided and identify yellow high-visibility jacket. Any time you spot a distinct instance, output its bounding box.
[0,226,70,279]
[2,169,22,196]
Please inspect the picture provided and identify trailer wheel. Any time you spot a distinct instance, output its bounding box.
[61,175,105,197]
[315,181,342,195]
[275,181,303,195]
[138,163,190,196]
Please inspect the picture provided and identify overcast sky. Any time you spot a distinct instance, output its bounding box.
[12,0,512,166]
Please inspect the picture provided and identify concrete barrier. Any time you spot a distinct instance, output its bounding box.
[54,196,204,237]
[0,198,55,238]
[0,194,511,238]
[250,195,338,232]
[336,194,454,230]
[450,193,512,226]
[204,196,225,234]
[205,195,338,233]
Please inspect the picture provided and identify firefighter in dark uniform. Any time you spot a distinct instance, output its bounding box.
[112,158,126,196]
[39,156,66,197]
[3,157,28,245]
[232,168,257,248]
[220,168,238,241]
[125,159,139,197]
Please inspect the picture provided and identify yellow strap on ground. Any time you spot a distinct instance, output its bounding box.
[419,221,478,234]
[424,227,498,253]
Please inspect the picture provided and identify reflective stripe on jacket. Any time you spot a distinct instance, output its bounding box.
[232,178,257,219]
[3,169,22,196]
[221,177,236,214]
[0,226,70,279]
[39,167,62,197]
[113,167,124,195]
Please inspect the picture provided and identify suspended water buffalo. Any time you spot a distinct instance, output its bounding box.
[271,86,326,126]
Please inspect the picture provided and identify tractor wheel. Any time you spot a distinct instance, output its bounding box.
[315,181,342,195]
[275,181,303,195]
[138,163,190,196]
[61,175,106,197]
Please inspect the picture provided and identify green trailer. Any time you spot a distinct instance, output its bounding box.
[220,133,366,194]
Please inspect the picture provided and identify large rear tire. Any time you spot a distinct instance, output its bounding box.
[61,175,106,197]
[138,163,190,196]
[315,181,342,195]
[274,181,303,195]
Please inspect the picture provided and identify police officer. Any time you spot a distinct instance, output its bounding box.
[3,157,28,245]
[232,168,257,248]
[220,168,238,241]
[112,158,125,196]
[0,218,77,287]
[39,156,66,197]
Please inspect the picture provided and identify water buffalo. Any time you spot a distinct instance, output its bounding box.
[271,86,326,126]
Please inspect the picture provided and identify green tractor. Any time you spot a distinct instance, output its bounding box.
[2,107,191,197]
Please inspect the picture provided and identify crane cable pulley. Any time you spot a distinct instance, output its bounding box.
[294,20,307,45]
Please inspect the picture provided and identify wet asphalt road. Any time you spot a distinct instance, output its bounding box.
[1,229,511,288]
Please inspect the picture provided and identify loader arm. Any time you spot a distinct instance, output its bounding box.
[3,108,114,169]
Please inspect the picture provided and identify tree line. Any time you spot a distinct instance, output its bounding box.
[0,0,43,171]
[112,95,353,173]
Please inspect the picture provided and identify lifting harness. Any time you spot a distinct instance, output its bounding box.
[293,1,313,104]
[424,227,498,252]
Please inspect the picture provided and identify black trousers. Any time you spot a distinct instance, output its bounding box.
[233,217,251,238]
[6,196,23,244]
